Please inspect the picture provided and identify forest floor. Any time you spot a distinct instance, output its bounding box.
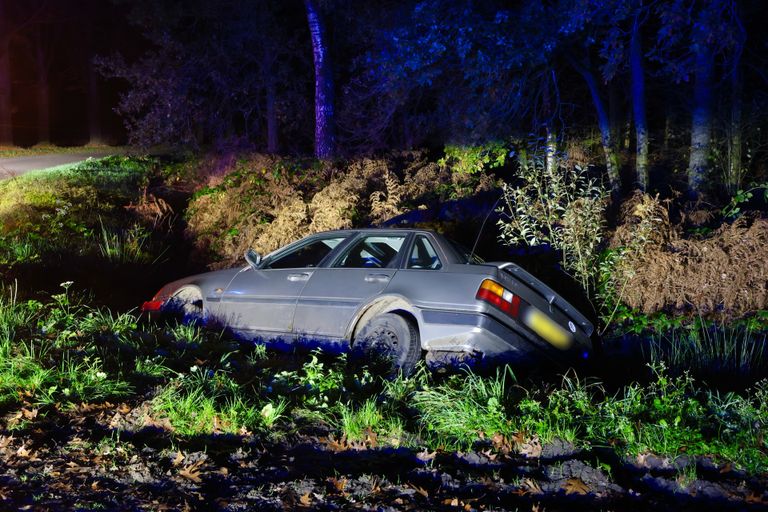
[2,380,768,512]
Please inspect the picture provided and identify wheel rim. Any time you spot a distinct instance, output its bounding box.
[367,325,404,362]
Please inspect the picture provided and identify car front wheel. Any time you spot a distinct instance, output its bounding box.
[170,287,204,324]
[353,313,420,376]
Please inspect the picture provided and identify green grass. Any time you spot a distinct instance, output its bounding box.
[151,368,261,435]
[412,366,516,450]
[648,324,768,382]
[0,144,123,159]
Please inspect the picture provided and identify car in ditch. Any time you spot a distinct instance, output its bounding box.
[141,229,595,373]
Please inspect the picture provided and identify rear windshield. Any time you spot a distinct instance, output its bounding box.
[447,239,485,264]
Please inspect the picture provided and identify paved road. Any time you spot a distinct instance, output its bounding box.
[0,150,119,178]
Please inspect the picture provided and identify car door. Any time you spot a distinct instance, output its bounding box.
[219,235,348,335]
[293,233,409,339]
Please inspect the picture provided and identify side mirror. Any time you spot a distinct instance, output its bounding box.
[244,248,262,270]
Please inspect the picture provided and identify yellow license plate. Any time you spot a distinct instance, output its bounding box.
[524,309,573,350]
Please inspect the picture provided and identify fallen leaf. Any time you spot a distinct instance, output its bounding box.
[518,435,542,458]
[491,432,512,455]
[21,408,38,420]
[328,477,347,493]
[172,451,185,466]
[409,485,429,498]
[480,449,498,461]
[179,460,204,483]
[416,450,437,462]
[219,467,229,475]
[299,493,312,506]
[564,478,590,495]
[521,478,543,495]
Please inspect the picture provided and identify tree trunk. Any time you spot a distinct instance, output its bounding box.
[571,58,620,191]
[304,0,334,159]
[727,62,743,195]
[35,32,50,145]
[266,78,278,153]
[608,80,622,150]
[88,58,103,145]
[687,44,714,196]
[630,15,649,191]
[545,125,557,175]
[0,1,13,146]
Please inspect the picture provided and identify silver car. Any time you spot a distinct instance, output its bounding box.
[142,229,595,372]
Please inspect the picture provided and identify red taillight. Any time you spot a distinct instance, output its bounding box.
[141,299,165,312]
[476,279,520,318]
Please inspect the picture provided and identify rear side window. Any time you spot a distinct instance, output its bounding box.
[407,235,442,270]
[334,235,406,268]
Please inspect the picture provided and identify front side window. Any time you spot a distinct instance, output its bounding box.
[266,237,346,269]
[334,235,406,268]
[407,235,442,270]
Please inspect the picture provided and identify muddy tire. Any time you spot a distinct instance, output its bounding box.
[353,313,420,376]
[171,287,204,324]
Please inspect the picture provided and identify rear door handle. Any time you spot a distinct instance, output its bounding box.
[364,273,391,283]
[287,273,311,282]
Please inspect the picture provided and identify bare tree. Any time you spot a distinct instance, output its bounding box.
[305,0,334,159]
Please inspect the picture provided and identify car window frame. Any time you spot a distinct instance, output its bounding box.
[404,233,444,270]
[328,231,413,269]
[260,233,353,270]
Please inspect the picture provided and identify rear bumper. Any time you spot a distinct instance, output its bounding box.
[419,309,592,361]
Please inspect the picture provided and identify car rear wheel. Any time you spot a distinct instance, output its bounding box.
[353,313,420,376]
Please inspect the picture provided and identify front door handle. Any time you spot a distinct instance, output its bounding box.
[364,273,391,283]
[287,273,311,282]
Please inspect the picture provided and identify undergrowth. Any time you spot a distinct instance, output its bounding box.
[0,155,165,267]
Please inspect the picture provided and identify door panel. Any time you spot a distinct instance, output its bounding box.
[293,268,395,339]
[220,269,311,333]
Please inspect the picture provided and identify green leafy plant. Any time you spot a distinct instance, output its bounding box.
[722,183,768,218]
[497,148,608,291]
[438,142,508,175]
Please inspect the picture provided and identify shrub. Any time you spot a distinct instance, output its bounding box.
[185,152,483,267]
[497,147,608,291]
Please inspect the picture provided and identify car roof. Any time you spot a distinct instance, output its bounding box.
[317,227,439,236]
